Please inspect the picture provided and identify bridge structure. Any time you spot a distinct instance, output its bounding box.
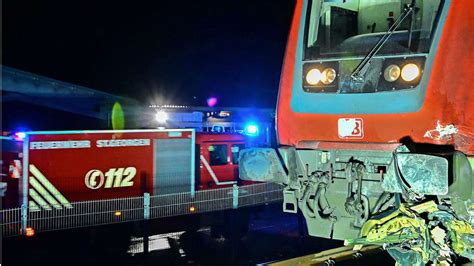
[1,66,275,133]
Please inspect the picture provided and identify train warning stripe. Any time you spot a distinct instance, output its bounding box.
[29,164,73,209]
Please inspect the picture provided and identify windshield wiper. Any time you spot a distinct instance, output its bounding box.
[351,0,416,81]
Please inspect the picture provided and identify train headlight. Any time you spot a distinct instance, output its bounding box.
[305,69,322,85]
[383,64,401,82]
[401,63,420,82]
[321,68,337,85]
[303,62,339,93]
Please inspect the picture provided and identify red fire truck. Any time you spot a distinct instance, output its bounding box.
[1,129,250,209]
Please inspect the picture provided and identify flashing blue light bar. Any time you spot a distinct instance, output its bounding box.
[244,123,259,137]
[14,132,26,141]
[211,125,224,133]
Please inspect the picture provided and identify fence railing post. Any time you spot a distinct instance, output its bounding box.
[143,193,150,220]
[232,185,239,209]
[21,203,27,235]
[143,193,150,255]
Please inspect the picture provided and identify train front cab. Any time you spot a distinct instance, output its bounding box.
[240,0,474,264]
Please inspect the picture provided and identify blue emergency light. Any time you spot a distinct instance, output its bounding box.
[244,123,259,137]
[14,132,26,141]
[211,125,224,133]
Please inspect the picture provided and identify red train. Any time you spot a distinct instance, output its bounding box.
[1,129,251,209]
[240,0,474,263]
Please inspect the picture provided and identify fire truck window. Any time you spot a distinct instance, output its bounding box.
[232,144,245,164]
[208,144,228,166]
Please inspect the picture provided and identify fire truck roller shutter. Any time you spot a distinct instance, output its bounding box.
[153,138,193,195]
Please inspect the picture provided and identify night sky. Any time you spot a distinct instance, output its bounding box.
[3,1,295,108]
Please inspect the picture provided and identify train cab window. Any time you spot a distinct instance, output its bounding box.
[305,0,444,59]
[208,144,228,166]
[231,144,245,165]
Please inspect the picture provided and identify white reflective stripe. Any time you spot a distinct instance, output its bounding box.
[29,198,42,212]
[29,189,52,210]
[29,177,62,209]
[30,164,73,208]
[200,155,237,186]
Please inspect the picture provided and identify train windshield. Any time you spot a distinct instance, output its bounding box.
[305,0,444,59]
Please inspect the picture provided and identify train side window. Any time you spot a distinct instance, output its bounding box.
[208,144,228,166]
[231,144,245,165]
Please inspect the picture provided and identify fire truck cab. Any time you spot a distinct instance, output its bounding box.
[196,133,246,190]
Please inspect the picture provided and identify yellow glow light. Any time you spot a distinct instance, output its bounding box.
[321,68,337,85]
[401,63,420,82]
[25,227,35,237]
[384,64,401,82]
[111,102,125,130]
[306,69,322,85]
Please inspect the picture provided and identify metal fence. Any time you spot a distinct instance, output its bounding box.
[1,183,283,237]
[238,183,283,207]
[1,208,21,237]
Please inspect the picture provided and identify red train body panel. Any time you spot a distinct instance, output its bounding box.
[277,0,474,155]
